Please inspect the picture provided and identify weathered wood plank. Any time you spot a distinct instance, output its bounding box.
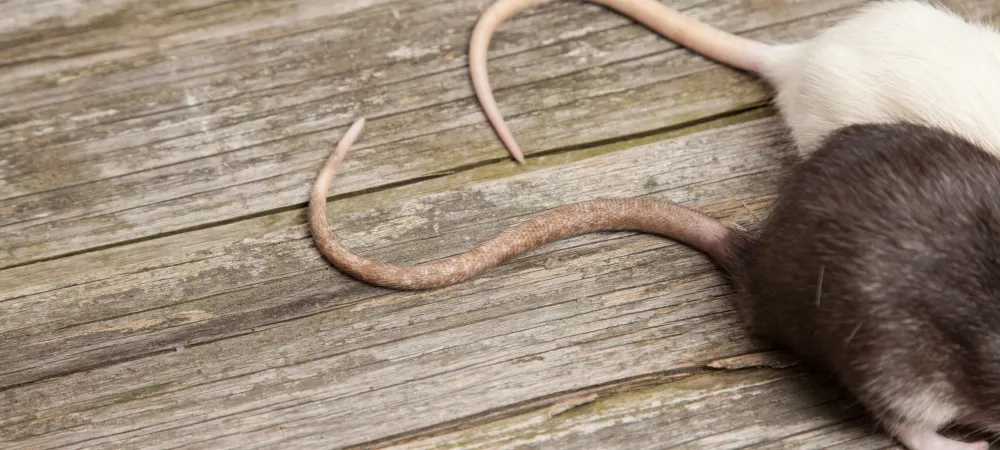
[387,368,898,450]
[1,111,783,380]
[0,0,398,76]
[1,116,810,448]
[1,0,900,267]
[5,0,998,448]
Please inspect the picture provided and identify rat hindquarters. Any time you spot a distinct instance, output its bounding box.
[734,123,1000,449]
[307,119,1000,449]
[470,0,1000,161]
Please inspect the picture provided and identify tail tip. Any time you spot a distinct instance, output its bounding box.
[503,138,525,164]
[511,148,526,164]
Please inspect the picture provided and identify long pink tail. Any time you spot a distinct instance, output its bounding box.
[469,0,773,163]
[308,119,741,290]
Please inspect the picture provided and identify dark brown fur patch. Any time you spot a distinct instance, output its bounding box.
[733,122,1000,430]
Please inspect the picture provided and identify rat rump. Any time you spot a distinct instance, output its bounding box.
[732,123,1000,449]
[309,121,1000,449]
[469,0,1000,163]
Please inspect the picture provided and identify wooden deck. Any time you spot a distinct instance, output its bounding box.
[2,0,997,448]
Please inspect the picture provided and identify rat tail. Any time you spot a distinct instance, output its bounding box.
[469,0,776,163]
[308,118,747,291]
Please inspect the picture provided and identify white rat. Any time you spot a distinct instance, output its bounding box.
[468,0,1000,163]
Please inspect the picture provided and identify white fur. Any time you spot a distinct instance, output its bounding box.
[881,381,959,431]
[861,373,986,450]
[761,1,1000,156]
[896,426,989,450]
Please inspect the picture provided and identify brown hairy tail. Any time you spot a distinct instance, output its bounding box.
[469,0,773,163]
[308,119,742,290]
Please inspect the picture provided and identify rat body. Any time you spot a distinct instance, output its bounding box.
[469,0,1000,163]
[309,120,1000,449]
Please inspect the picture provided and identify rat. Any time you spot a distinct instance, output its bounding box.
[308,119,1000,450]
[468,0,1000,163]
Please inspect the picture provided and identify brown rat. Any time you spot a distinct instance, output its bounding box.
[308,120,1000,449]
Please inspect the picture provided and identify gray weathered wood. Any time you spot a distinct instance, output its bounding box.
[5,0,999,448]
[1,116,895,449]
[387,368,896,450]
[0,0,894,267]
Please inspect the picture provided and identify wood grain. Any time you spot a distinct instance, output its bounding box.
[3,116,798,448]
[5,0,997,448]
[388,369,896,450]
[1,115,902,449]
[0,0,892,267]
